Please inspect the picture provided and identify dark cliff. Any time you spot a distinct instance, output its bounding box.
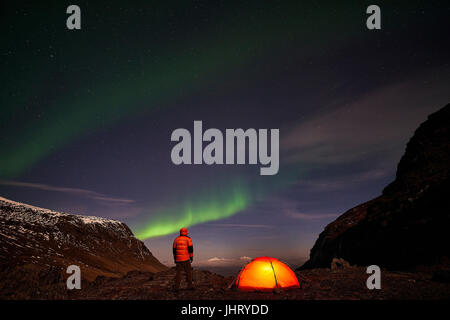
[300,103,450,270]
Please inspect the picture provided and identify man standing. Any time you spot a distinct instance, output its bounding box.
[173,227,194,291]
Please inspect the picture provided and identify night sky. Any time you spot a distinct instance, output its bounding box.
[1,1,449,269]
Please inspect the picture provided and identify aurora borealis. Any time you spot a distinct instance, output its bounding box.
[132,168,304,239]
[1,1,450,268]
[1,1,343,178]
[134,185,250,239]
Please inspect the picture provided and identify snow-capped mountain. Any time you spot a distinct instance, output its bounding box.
[0,196,167,285]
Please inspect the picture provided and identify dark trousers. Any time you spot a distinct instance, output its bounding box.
[174,260,193,289]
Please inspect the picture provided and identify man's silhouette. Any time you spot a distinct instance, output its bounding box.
[173,227,194,291]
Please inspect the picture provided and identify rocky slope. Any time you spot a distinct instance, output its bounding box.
[68,264,450,300]
[300,103,450,270]
[0,196,167,298]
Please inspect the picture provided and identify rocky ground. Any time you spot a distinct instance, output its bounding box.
[68,263,450,300]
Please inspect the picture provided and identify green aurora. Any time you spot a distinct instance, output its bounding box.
[134,185,250,239]
[133,167,305,240]
[1,2,362,178]
[1,2,408,240]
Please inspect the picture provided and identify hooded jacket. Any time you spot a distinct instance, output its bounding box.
[173,228,193,262]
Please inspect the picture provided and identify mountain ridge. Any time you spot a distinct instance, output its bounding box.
[0,195,167,298]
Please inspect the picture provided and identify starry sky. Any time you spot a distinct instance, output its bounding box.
[1,1,449,271]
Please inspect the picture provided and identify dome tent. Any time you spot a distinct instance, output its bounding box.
[234,257,300,292]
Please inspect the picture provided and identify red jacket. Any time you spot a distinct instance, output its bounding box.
[173,228,193,262]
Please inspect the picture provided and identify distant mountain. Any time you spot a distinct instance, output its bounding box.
[0,196,167,298]
[300,103,450,270]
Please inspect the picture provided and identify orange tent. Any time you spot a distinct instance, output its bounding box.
[235,257,300,292]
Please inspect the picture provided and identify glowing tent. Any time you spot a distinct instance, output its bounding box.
[234,257,300,292]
